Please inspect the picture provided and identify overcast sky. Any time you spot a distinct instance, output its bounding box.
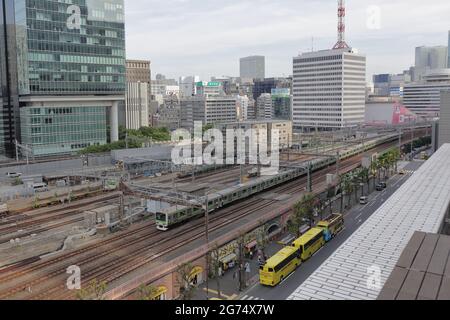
[124,0,450,82]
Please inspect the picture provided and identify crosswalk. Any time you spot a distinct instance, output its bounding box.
[241,295,265,301]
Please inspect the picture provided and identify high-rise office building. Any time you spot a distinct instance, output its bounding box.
[256,93,273,120]
[180,96,237,130]
[403,69,450,118]
[179,76,200,97]
[240,56,265,80]
[415,46,448,81]
[236,95,249,121]
[125,82,149,130]
[1,0,126,157]
[292,48,366,132]
[126,60,151,84]
[271,88,292,120]
[253,77,291,101]
[126,60,152,129]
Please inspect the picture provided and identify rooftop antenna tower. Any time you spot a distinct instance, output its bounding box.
[332,0,350,49]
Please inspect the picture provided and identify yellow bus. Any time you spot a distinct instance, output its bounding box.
[317,213,344,242]
[259,246,302,287]
[292,227,325,261]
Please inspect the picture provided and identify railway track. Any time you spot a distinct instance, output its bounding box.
[0,197,273,300]
[0,135,426,299]
[0,191,121,226]
[0,154,363,300]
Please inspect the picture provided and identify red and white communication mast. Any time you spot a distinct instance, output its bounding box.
[332,0,350,49]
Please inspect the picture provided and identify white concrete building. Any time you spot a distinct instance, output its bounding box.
[125,82,149,129]
[196,81,224,97]
[257,93,273,120]
[236,95,250,121]
[179,76,200,97]
[165,85,180,96]
[292,48,366,132]
[180,96,237,130]
[403,69,450,118]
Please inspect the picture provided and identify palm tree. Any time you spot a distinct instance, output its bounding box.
[359,167,370,196]
[138,284,159,300]
[76,279,107,300]
[290,194,316,236]
[342,175,354,208]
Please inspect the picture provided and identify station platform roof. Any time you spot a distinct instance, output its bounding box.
[288,144,450,300]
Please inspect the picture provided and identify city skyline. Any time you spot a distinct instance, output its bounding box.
[125,0,450,81]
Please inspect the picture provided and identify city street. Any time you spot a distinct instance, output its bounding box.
[194,160,424,301]
[238,160,424,300]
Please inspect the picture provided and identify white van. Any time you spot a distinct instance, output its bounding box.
[6,172,22,178]
[360,196,369,205]
[33,183,49,193]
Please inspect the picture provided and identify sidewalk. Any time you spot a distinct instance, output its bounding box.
[193,242,283,300]
[192,162,415,301]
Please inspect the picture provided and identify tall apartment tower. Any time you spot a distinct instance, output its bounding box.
[292,48,366,132]
[1,0,126,157]
[126,60,152,129]
[240,56,265,80]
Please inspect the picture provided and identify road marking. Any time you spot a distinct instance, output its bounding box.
[241,295,265,301]
[204,288,233,300]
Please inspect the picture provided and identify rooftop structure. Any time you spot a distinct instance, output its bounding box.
[289,144,450,300]
[378,231,450,300]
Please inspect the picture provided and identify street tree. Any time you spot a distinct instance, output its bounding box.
[138,284,159,300]
[76,279,107,300]
[209,243,223,299]
[176,263,196,300]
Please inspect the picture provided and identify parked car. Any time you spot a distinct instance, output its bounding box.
[5,172,22,178]
[376,184,384,191]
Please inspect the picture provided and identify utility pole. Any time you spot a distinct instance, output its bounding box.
[240,165,243,185]
[336,151,340,177]
[238,238,245,292]
[307,162,312,193]
[15,140,19,163]
[204,194,210,300]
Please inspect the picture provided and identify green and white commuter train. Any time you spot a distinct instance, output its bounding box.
[155,134,398,231]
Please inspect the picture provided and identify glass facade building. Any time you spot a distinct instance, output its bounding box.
[1,0,21,157]
[1,0,126,157]
[271,88,292,120]
[20,105,106,155]
[16,0,126,95]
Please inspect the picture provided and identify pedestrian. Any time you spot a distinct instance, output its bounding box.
[249,251,254,260]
